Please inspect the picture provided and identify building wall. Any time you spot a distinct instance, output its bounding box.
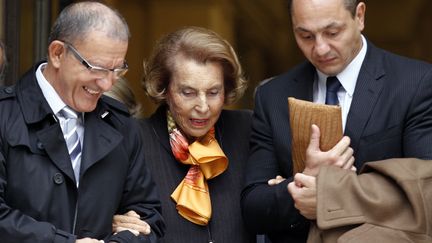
[4,0,432,115]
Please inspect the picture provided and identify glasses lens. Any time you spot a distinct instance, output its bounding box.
[89,68,110,78]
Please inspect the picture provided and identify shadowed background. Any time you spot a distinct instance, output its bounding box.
[1,0,431,116]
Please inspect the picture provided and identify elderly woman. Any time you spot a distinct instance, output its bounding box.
[114,26,254,242]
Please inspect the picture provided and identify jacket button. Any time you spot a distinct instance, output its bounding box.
[53,173,64,185]
[37,141,44,150]
[4,87,13,94]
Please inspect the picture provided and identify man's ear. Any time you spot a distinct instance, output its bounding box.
[355,2,366,31]
[48,40,66,68]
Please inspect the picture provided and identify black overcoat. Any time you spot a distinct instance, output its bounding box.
[0,65,165,243]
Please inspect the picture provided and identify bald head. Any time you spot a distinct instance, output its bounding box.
[48,1,130,45]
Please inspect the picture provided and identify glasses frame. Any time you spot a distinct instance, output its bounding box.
[61,40,128,78]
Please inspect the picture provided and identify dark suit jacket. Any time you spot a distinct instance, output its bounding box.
[0,64,164,242]
[140,106,255,243]
[241,41,432,243]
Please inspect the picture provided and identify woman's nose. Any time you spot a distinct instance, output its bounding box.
[194,94,209,113]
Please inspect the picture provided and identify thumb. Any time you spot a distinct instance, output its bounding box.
[307,124,321,152]
[126,210,140,218]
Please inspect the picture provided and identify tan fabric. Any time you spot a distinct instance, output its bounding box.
[288,97,342,174]
[308,158,432,243]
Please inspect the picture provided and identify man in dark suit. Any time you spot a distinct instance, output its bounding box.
[241,0,432,242]
[0,2,164,242]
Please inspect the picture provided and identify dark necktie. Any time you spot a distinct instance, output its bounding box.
[325,76,342,105]
[59,106,82,186]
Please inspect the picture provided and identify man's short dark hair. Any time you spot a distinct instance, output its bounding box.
[287,0,361,17]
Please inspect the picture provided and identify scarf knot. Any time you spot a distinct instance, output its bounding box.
[167,111,228,225]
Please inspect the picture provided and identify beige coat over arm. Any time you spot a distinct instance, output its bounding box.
[308,158,432,243]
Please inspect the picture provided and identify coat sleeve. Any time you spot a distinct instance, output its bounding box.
[314,158,432,236]
[108,119,165,243]
[403,67,432,159]
[241,86,309,238]
[0,145,77,243]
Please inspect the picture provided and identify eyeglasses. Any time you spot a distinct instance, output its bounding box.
[62,41,128,79]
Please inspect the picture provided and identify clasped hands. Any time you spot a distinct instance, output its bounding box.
[75,210,151,243]
[268,124,356,220]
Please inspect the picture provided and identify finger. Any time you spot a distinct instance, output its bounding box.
[342,155,355,170]
[287,181,297,196]
[114,214,143,224]
[116,226,141,236]
[307,124,321,153]
[340,146,354,160]
[336,147,353,168]
[116,226,143,236]
[291,173,305,188]
[116,217,149,227]
[268,175,286,185]
[350,165,357,172]
[117,224,151,235]
[115,222,146,229]
[294,173,315,188]
[331,136,351,155]
[125,210,140,218]
[268,178,277,185]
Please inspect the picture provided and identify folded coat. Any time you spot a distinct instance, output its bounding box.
[308,158,432,243]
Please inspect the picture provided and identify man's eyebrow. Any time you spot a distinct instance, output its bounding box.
[295,22,344,32]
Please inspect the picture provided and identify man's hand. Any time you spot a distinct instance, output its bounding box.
[112,210,151,236]
[287,173,317,219]
[303,124,356,176]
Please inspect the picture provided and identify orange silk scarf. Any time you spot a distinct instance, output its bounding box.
[167,111,228,225]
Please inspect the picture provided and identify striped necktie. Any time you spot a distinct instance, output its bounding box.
[59,106,82,186]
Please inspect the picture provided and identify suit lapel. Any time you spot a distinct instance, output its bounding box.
[37,123,77,184]
[16,63,123,182]
[18,64,77,183]
[292,63,315,101]
[80,109,122,176]
[345,43,385,160]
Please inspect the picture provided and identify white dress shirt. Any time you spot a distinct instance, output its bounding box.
[35,63,84,143]
[313,35,368,131]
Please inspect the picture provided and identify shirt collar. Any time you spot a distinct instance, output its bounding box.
[36,62,67,115]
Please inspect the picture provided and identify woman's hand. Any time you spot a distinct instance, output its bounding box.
[268,175,286,185]
[112,210,151,236]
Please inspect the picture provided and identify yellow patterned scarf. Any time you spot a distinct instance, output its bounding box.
[167,110,228,225]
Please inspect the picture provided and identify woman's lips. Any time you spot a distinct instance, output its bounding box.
[190,118,209,127]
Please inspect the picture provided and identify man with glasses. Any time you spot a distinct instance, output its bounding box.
[0,2,164,243]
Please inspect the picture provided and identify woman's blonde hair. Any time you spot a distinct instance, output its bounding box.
[142,26,247,105]
[105,77,144,118]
